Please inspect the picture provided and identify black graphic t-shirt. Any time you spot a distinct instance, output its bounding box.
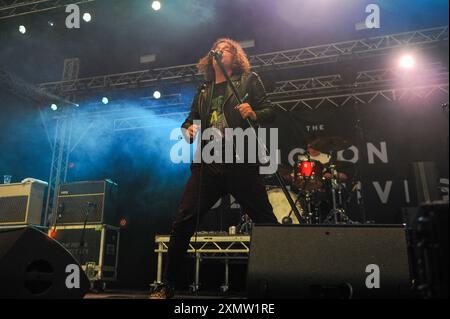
[209,81,228,134]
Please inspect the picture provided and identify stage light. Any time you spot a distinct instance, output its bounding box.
[151,1,161,11]
[82,12,92,22]
[119,218,128,228]
[101,97,109,105]
[48,228,57,239]
[19,25,26,34]
[399,54,415,69]
[48,21,55,27]
[50,104,58,111]
[153,90,161,99]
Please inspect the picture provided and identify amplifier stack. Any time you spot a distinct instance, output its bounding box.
[0,180,47,227]
[51,180,120,290]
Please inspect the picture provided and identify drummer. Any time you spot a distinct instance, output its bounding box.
[299,144,348,183]
[306,144,348,183]
[304,144,331,165]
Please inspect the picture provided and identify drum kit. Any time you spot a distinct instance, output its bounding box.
[267,136,358,225]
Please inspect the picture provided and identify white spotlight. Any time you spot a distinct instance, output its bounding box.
[82,12,92,22]
[50,104,58,111]
[101,97,109,105]
[48,21,55,27]
[19,25,26,34]
[153,90,161,99]
[399,54,415,69]
[151,1,161,11]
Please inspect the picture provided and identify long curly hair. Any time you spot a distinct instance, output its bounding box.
[197,38,251,81]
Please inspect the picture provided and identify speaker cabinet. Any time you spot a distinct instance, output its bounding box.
[55,180,117,225]
[247,224,412,299]
[0,181,47,226]
[0,226,90,299]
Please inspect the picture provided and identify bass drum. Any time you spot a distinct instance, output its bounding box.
[267,187,304,224]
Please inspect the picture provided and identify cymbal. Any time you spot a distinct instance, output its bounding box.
[309,136,352,154]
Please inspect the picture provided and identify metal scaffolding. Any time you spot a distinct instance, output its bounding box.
[269,63,448,97]
[269,62,449,109]
[0,0,95,20]
[154,234,251,289]
[43,58,81,227]
[43,113,72,225]
[38,26,449,95]
[272,83,449,112]
[270,63,448,96]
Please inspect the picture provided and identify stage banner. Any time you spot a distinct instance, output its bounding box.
[272,95,449,223]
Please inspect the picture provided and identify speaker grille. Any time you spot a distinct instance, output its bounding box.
[247,225,412,298]
[56,195,104,225]
[54,181,117,226]
[0,196,28,223]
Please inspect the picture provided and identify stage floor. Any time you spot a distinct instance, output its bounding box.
[84,290,245,299]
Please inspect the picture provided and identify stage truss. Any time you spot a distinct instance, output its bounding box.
[0,0,95,19]
[39,26,449,95]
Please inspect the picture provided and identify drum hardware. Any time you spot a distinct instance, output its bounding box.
[323,153,353,225]
[266,187,303,224]
[293,154,324,193]
[281,194,302,225]
[268,136,357,225]
[301,191,321,224]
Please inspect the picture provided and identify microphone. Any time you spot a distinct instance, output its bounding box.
[209,50,223,59]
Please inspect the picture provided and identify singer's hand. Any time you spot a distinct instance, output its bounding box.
[236,103,257,121]
[186,124,200,139]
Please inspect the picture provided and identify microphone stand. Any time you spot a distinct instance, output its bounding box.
[351,87,367,224]
[212,52,305,223]
[78,202,95,266]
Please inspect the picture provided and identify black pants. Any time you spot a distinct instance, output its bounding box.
[164,164,278,286]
